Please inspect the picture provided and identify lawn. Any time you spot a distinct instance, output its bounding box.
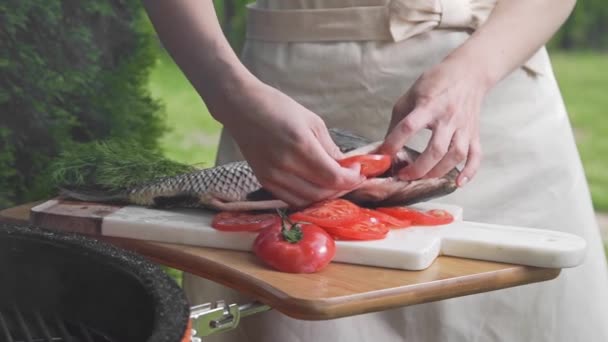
[550,52,608,211]
[150,48,608,212]
[148,49,222,167]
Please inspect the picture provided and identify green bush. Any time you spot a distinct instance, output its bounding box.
[550,0,608,50]
[0,0,165,208]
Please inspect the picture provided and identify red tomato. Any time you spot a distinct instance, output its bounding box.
[361,208,412,229]
[376,207,454,226]
[338,154,392,177]
[322,213,389,240]
[211,211,280,232]
[253,220,336,273]
[290,199,363,227]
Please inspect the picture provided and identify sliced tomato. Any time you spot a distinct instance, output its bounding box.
[376,207,426,223]
[361,208,412,229]
[338,154,392,177]
[376,207,454,226]
[211,211,280,232]
[289,199,362,227]
[322,213,389,240]
[423,209,455,225]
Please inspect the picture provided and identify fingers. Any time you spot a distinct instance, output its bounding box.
[424,129,469,179]
[457,139,482,187]
[398,124,452,180]
[262,181,310,209]
[316,125,345,160]
[259,127,366,207]
[290,137,365,191]
[379,106,428,156]
[261,169,345,208]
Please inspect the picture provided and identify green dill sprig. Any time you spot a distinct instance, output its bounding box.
[50,139,198,191]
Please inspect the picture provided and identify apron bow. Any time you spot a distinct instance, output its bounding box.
[388,0,497,41]
[388,0,543,76]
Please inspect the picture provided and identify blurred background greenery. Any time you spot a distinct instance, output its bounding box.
[1,1,607,283]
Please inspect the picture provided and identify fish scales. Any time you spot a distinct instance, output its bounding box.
[126,161,260,207]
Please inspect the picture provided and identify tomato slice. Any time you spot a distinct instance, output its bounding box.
[338,154,392,177]
[322,213,389,240]
[361,208,412,229]
[376,207,454,226]
[424,209,455,225]
[376,207,426,223]
[290,199,363,227]
[211,211,280,232]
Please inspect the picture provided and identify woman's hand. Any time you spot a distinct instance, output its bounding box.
[141,0,363,208]
[379,57,491,187]
[219,82,365,208]
[378,0,576,188]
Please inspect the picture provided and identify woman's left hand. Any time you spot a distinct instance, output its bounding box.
[378,57,492,187]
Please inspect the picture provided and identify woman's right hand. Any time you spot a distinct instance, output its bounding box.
[215,82,365,208]
[142,0,363,208]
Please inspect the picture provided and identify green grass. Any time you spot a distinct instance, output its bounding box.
[551,51,608,211]
[149,48,608,212]
[148,49,221,166]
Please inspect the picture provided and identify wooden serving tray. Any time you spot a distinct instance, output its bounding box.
[0,201,561,320]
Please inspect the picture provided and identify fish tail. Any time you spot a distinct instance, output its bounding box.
[59,186,128,204]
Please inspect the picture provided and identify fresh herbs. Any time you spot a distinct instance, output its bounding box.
[50,140,197,191]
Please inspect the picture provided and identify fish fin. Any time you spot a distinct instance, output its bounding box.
[152,193,202,209]
[59,186,127,203]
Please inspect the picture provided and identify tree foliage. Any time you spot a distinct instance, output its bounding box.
[0,0,165,208]
[550,0,608,50]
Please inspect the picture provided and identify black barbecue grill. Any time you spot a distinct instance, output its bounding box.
[0,223,191,342]
[0,307,113,342]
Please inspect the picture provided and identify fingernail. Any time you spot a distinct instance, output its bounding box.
[458,176,469,187]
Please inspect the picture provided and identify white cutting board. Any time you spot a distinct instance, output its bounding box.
[93,203,587,271]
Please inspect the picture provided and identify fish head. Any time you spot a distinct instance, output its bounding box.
[333,129,460,206]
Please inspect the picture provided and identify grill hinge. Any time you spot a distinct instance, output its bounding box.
[189,301,270,340]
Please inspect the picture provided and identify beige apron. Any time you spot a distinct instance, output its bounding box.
[184,1,608,341]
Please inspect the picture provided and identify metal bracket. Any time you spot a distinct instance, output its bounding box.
[189,300,271,339]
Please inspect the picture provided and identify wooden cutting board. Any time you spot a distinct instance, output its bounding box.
[1,201,563,320]
[30,199,586,271]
